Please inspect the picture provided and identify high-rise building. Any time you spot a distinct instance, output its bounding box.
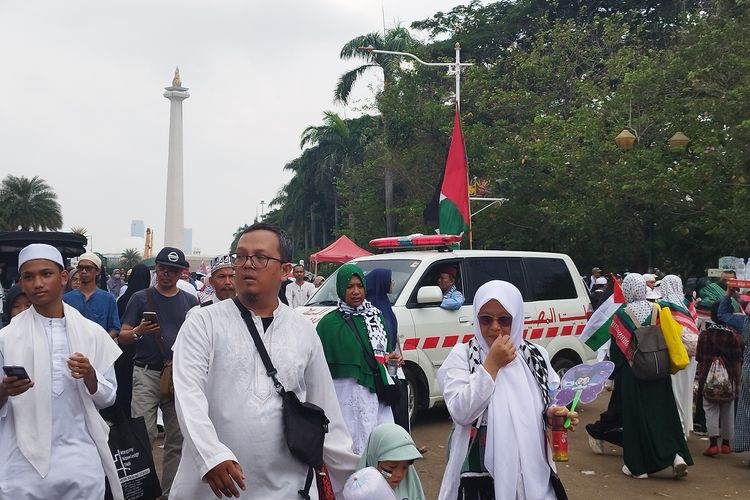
[130,219,145,237]
[183,228,193,254]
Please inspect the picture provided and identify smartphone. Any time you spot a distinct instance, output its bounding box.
[3,365,31,381]
[142,311,159,325]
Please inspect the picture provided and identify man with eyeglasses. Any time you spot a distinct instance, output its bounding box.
[119,247,197,499]
[170,223,357,499]
[63,252,120,340]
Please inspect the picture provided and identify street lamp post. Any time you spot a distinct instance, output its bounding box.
[359,42,473,110]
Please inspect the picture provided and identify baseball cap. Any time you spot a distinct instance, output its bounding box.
[154,247,189,269]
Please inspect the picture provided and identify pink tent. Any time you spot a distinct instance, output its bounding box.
[310,235,372,273]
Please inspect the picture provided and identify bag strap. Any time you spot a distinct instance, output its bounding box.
[147,288,168,359]
[623,303,660,328]
[343,314,379,374]
[650,303,660,326]
[232,297,285,394]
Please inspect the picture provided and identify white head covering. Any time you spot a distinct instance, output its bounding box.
[646,287,662,301]
[622,273,652,323]
[342,467,397,500]
[77,252,102,269]
[473,280,553,500]
[660,275,685,306]
[595,276,607,285]
[18,243,64,270]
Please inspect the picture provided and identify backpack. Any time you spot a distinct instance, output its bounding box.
[703,358,735,402]
[626,305,671,381]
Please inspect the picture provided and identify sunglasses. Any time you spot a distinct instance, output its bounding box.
[477,314,513,327]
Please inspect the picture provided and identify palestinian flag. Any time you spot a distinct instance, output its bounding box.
[580,276,625,351]
[438,108,470,236]
[659,300,699,334]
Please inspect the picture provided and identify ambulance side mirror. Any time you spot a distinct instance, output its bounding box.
[417,286,444,304]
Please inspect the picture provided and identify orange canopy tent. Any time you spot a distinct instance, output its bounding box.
[310,235,372,274]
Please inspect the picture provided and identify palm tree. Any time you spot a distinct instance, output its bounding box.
[300,111,373,231]
[335,26,418,235]
[70,226,88,236]
[0,175,63,231]
[120,248,142,270]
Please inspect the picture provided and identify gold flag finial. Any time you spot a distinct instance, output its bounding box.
[172,67,182,87]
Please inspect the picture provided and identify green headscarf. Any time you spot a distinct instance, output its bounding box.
[337,263,366,301]
[357,424,425,500]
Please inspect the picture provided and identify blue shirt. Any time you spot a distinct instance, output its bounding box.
[441,288,465,310]
[63,288,121,334]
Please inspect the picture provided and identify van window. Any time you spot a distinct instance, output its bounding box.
[523,257,577,301]
[307,259,421,306]
[465,257,527,302]
[408,260,464,307]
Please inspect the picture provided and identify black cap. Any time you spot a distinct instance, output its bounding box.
[154,247,189,269]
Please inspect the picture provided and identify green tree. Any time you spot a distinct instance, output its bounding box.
[336,26,418,235]
[120,248,142,270]
[0,175,63,231]
[69,226,88,236]
[229,224,249,254]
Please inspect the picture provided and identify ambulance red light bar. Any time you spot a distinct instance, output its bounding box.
[369,234,462,249]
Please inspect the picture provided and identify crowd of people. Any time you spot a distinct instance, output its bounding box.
[2,223,748,499]
[584,266,750,480]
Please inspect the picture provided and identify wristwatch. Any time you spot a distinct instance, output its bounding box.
[132,328,142,341]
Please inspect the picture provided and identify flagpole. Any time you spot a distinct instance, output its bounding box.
[455,43,473,249]
[358,44,474,245]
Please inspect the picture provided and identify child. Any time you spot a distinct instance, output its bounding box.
[705,290,748,455]
[357,423,425,500]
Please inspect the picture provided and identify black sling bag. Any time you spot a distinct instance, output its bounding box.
[233,298,329,500]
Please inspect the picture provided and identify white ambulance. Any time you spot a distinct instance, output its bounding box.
[299,246,594,422]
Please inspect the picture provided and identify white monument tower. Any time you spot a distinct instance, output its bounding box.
[163,67,189,249]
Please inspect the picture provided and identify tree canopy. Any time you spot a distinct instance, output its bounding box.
[0,175,63,231]
[270,0,750,275]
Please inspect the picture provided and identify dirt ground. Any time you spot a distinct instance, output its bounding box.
[153,391,750,498]
[411,392,750,499]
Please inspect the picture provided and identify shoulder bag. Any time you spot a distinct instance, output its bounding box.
[233,298,329,500]
[342,315,401,407]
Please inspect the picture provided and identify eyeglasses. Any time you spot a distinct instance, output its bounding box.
[477,314,513,327]
[76,265,97,272]
[230,254,283,269]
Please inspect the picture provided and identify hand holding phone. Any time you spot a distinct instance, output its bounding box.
[142,311,159,325]
[2,366,34,398]
[3,366,30,380]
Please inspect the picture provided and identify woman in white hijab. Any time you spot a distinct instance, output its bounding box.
[659,275,699,439]
[613,274,692,479]
[437,280,577,500]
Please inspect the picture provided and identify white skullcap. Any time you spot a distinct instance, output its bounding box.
[18,243,64,270]
[342,467,396,500]
[78,252,102,269]
[595,276,607,285]
[643,273,657,282]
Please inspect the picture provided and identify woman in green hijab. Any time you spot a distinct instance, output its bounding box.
[358,423,425,500]
[316,263,400,454]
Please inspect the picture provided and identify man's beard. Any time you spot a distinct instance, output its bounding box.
[241,291,258,303]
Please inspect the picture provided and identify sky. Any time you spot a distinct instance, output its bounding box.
[0,0,467,257]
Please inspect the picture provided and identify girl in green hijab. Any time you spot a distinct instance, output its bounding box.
[358,423,425,500]
[317,263,401,454]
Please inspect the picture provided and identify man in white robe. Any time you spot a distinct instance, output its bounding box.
[0,244,123,500]
[171,223,358,499]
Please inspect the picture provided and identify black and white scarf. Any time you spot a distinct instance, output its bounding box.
[468,337,551,411]
[338,299,388,358]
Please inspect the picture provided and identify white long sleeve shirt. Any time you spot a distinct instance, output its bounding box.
[171,298,358,499]
[0,316,117,499]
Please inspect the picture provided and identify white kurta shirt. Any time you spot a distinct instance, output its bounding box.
[286,281,317,309]
[171,298,358,499]
[0,316,117,499]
